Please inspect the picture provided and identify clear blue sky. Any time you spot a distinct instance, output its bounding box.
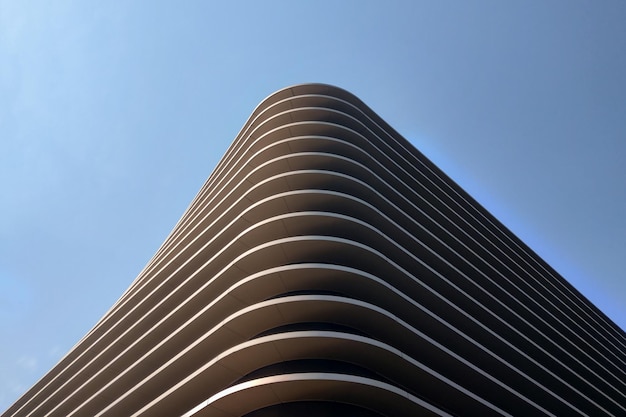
[1,0,625,410]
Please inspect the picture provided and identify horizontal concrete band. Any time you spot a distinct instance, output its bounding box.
[4,84,625,417]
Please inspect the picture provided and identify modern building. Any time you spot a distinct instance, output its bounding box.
[4,84,625,417]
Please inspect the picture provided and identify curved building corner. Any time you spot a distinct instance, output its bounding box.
[3,84,626,416]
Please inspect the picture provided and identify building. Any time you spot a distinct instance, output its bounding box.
[4,84,625,416]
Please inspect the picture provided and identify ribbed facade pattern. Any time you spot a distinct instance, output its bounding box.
[4,84,626,417]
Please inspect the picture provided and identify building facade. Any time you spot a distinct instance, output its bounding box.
[4,84,626,416]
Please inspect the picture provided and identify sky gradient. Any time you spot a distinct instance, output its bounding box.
[1,0,625,411]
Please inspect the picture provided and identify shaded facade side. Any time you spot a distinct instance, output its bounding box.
[4,84,626,417]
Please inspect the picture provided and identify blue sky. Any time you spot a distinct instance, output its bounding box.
[1,0,625,410]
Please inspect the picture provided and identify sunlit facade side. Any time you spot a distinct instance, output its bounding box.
[4,84,626,416]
